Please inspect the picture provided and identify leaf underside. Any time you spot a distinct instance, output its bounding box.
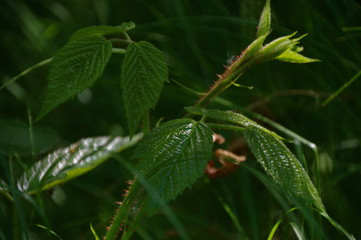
[121,41,168,135]
[134,119,213,203]
[37,35,112,120]
[17,134,141,193]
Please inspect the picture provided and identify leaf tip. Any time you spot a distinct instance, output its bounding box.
[257,0,272,38]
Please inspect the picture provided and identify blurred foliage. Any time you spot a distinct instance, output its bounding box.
[1,0,360,239]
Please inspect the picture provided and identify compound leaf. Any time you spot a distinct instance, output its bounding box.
[17,134,142,193]
[244,126,325,212]
[69,22,135,42]
[134,119,213,202]
[121,41,168,135]
[37,36,112,121]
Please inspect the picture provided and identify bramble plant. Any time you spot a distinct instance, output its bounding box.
[0,1,356,239]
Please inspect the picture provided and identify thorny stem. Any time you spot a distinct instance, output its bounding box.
[185,54,257,117]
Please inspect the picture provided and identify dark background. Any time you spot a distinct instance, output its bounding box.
[1,0,360,239]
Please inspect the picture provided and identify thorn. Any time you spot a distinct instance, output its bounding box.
[126,179,134,185]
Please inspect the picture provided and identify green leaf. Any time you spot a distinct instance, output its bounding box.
[134,119,213,202]
[121,41,168,135]
[256,33,296,62]
[37,36,112,120]
[257,0,271,38]
[276,49,320,63]
[184,107,283,140]
[69,22,135,42]
[17,134,142,193]
[244,126,325,212]
[241,33,270,63]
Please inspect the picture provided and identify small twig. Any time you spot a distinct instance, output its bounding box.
[206,133,246,179]
[247,89,324,110]
[206,149,246,179]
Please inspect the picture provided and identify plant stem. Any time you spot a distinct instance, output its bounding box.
[185,55,255,117]
[1,58,52,91]
[142,113,150,135]
[321,70,361,106]
[207,123,245,132]
[123,32,131,41]
[112,48,127,54]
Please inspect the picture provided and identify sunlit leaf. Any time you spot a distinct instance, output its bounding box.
[241,33,269,63]
[276,49,320,63]
[17,134,142,193]
[257,33,296,62]
[257,0,271,38]
[36,36,112,121]
[121,41,168,135]
[244,126,325,212]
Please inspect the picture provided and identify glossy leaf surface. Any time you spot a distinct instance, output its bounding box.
[185,107,282,139]
[134,119,213,202]
[244,127,325,212]
[121,41,168,135]
[37,36,112,120]
[17,135,142,193]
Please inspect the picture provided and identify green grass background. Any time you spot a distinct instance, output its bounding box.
[1,0,360,239]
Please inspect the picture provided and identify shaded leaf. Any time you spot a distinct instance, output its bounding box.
[37,36,112,120]
[257,0,271,38]
[69,22,135,42]
[185,107,282,140]
[276,49,320,63]
[121,41,168,135]
[244,126,325,212]
[17,134,142,193]
[134,119,213,202]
